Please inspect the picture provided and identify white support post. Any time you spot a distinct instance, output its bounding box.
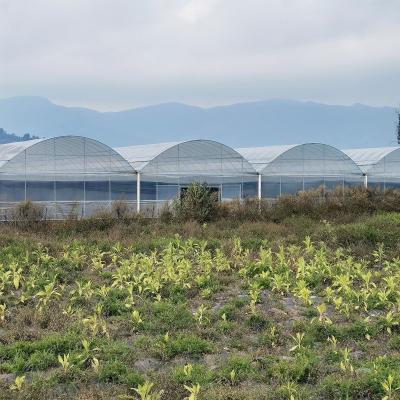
[258,173,262,200]
[136,172,141,214]
[364,174,368,189]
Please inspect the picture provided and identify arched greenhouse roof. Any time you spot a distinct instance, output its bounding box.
[0,136,135,175]
[114,141,182,171]
[0,138,45,168]
[343,147,400,177]
[236,143,363,176]
[114,139,257,177]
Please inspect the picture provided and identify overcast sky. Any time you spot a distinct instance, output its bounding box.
[1,0,399,110]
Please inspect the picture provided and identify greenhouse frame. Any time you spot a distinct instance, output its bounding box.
[0,136,136,219]
[236,143,364,199]
[343,147,400,190]
[114,140,258,213]
[0,135,398,219]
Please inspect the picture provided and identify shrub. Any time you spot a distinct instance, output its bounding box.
[174,182,219,223]
[11,200,45,223]
[111,200,134,219]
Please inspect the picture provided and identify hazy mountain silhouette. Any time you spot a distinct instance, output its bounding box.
[0,96,397,148]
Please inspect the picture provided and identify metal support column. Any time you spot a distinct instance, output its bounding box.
[136,172,141,213]
[257,173,262,200]
[364,174,368,189]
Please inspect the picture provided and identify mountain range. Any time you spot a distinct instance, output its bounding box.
[0,96,397,148]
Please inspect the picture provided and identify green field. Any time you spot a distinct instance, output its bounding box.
[1,209,400,399]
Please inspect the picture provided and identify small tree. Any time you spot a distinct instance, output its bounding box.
[174,182,218,223]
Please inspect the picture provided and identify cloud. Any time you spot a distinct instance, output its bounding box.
[177,0,218,23]
[0,0,399,109]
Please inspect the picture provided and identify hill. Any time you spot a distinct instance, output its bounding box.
[0,96,397,148]
[0,127,39,144]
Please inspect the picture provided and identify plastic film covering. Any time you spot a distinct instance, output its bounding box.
[238,143,363,198]
[115,140,258,204]
[343,147,400,176]
[237,143,362,176]
[114,141,182,171]
[343,147,400,191]
[0,136,136,219]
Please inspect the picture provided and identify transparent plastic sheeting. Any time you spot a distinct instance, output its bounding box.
[0,136,136,219]
[115,140,256,176]
[117,140,259,202]
[236,143,364,199]
[343,147,400,177]
[343,147,400,192]
[0,137,399,219]
[0,138,259,218]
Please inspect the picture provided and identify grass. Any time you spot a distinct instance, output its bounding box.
[1,206,400,399]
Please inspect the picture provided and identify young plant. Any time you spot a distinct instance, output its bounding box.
[271,273,290,295]
[249,284,261,314]
[339,347,354,374]
[35,281,60,312]
[78,339,100,366]
[0,303,6,322]
[327,335,338,352]
[131,309,143,330]
[133,381,163,400]
[193,304,209,326]
[280,380,298,400]
[304,236,314,254]
[382,374,400,400]
[373,243,385,264]
[184,383,201,400]
[316,303,332,325]
[91,357,100,373]
[58,353,72,372]
[183,363,193,378]
[289,332,306,353]
[229,369,236,386]
[294,280,313,305]
[82,313,109,338]
[10,375,25,391]
[383,311,399,335]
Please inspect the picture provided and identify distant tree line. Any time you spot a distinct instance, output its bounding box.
[0,128,39,144]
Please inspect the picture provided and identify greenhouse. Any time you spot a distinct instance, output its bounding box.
[236,143,364,198]
[343,147,400,190]
[114,140,258,213]
[1,135,400,219]
[0,136,136,219]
